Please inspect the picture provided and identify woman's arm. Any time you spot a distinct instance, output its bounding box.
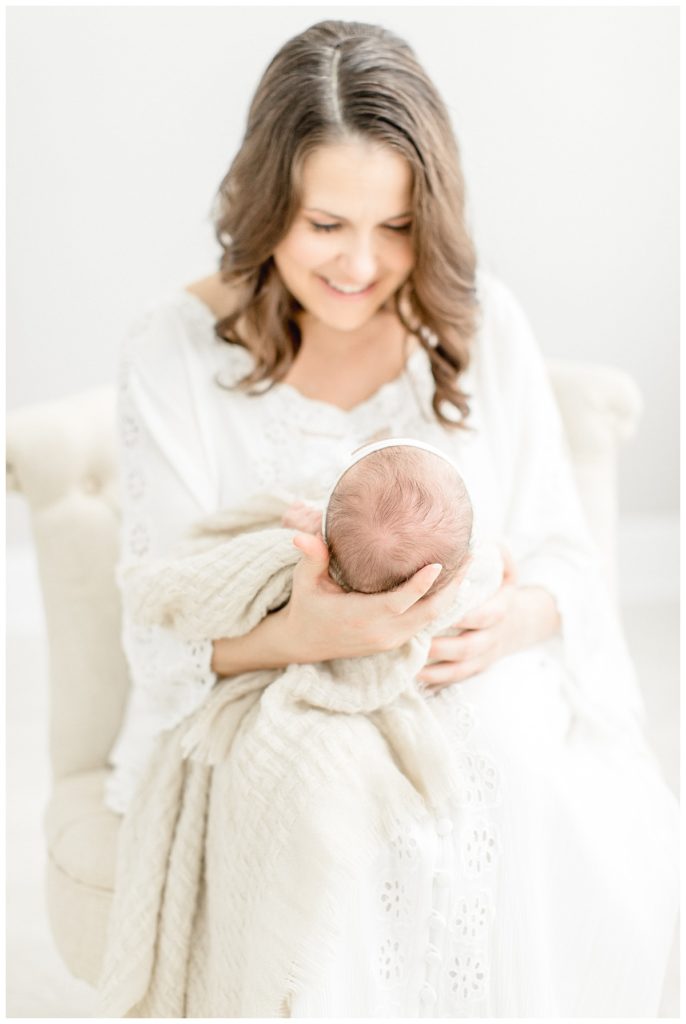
[112,304,222,736]
[211,609,293,675]
[212,530,461,676]
[418,542,562,688]
[420,277,644,729]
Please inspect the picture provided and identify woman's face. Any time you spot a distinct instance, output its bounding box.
[273,140,415,333]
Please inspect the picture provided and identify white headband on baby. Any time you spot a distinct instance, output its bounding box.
[321,437,460,541]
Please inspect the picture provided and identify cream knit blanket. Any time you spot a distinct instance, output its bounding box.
[99,494,502,1017]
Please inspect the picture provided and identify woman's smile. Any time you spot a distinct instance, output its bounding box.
[273,140,414,334]
[317,275,377,299]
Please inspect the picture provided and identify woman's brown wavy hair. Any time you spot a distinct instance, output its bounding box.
[212,19,480,427]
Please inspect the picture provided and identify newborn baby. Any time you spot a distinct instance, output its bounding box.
[283,438,474,598]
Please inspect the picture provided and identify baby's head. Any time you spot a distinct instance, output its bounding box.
[323,441,473,596]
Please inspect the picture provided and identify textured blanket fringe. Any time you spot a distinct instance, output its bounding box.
[98,725,200,1016]
[373,689,463,811]
[180,670,277,765]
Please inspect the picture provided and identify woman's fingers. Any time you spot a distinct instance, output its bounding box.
[500,543,517,584]
[418,656,484,686]
[282,503,320,531]
[292,532,330,577]
[419,622,504,686]
[454,589,511,630]
[386,563,443,615]
[426,635,463,662]
[451,544,516,629]
[427,629,489,664]
[442,549,515,632]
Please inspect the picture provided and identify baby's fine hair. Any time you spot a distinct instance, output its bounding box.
[326,446,473,595]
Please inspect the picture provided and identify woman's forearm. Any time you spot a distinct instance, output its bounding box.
[210,549,468,678]
[211,607,296,677]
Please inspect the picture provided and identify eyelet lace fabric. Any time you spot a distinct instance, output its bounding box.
[362,689,501,1017]
[106,308,217,813]
[253,351,435,496]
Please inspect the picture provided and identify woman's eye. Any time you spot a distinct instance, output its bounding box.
[309,221,412,234]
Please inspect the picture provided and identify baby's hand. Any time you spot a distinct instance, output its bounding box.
[281,501,323,535]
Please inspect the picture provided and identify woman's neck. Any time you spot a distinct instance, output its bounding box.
[296,307,404,357]
[184,273,420,409]
[282,309,418,409]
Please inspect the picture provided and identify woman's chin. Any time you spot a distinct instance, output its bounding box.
[307,297,395,334]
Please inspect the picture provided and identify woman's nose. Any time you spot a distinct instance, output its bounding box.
[338,234,377,283]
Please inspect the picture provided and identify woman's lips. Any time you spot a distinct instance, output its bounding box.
[317,275,377,299]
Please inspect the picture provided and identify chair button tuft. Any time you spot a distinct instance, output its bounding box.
[83,475,100,494]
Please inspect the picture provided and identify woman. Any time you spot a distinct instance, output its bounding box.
[104,19,678,1017]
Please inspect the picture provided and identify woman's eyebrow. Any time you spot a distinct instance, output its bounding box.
[303,207,412,221]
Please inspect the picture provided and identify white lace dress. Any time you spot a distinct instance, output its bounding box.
[106,272,679,1017]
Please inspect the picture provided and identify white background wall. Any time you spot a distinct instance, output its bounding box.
[6,6,679,552]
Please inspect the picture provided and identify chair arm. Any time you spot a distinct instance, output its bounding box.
[6,387,119,509]
[547,358,643,453]
[547,358,642,601]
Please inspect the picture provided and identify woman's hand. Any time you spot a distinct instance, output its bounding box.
[277,531,465,664]
[417,546,561,691]
[281,501,323,534]
[211,531,464,676]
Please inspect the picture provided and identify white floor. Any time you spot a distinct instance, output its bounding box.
[5,548,680,1018]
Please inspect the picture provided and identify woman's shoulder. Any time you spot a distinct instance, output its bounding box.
[469,267,554,418]
[474,266,541,366]
[183,272,241,321]
[123,273,251,380]
[475,267,527,324]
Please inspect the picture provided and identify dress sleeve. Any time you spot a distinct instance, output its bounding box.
[106,302,220,808]
[480,278,646,741]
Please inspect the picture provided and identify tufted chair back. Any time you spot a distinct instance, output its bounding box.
[7,387,129,779]
[5,361,642,987]
[7,387,127,983]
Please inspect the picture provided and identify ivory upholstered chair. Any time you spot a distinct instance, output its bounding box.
[5,361,642,987]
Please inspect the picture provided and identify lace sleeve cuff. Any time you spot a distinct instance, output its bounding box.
[121,617,217,728]
[105,618,217,814]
